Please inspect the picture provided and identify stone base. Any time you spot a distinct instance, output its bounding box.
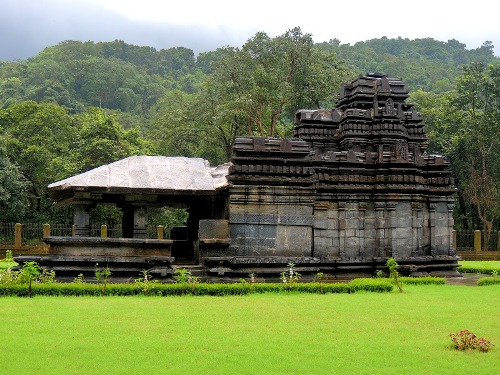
[201,255,460,280]
[45,236,173,257]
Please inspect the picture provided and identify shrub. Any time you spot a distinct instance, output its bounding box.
[0,250,18,271]
[94,264,112,296]
[280,262,300,286]
[387,258,403,292]
[477,277,500,286]
[449,330,495,352]
[0,279,396,297]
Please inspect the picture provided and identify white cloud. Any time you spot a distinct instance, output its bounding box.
[88,0,499,51]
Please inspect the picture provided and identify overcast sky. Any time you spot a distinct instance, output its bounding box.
[1,0,499,61]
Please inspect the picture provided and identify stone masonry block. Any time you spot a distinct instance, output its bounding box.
[199,219,229,239]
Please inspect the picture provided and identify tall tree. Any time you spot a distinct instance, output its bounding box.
[412,63,500,243]
[0,142,29,221]
[452,63,500,246]
[73,107,154,172]
[0,101,76,220]
[150,28,350,162]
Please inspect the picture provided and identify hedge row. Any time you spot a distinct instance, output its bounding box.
[477,277,500,286]
[456,266,499,275]
[0,279,394,297]
[399,276,446,285]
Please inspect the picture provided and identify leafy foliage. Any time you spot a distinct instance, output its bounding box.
[449,330,494,352]
[386,258,403,292]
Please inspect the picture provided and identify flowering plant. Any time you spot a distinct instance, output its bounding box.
[449,330,494,352]
[280,262,300,284]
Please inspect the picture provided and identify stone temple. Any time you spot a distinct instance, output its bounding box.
[41,73,458,280]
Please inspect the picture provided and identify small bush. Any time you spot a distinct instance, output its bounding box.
[387,258,403,292]
[449,330,494,352]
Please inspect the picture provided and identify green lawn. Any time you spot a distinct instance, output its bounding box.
[1,285,498,375]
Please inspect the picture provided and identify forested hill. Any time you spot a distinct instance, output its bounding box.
[316,37,497,92]
[0,40,199,115]
[0,36,498,115]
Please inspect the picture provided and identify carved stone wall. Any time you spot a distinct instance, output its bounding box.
[207,73,458,278]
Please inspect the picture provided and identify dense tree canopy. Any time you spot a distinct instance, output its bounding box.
[410,62,500,236]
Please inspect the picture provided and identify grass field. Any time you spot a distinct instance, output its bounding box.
[1,284,498,375]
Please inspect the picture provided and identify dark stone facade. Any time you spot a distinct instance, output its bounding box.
[201,73,458,279]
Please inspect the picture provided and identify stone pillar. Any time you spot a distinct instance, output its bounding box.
[328,202,340,258]
[344,202,360,258]
[73,204,90,237]
[133,206,148,239]
[157,225,164,240]
[43,224,51,239]
[452,230,457,251]
[14,223,22,248]
[473,230,481,252]
[429,203,437,256]
[411,202,423,257]
[358,202,367,257]
[447,203,455,255]
[374,202,386,257]
[100,224,107,238]
[338,201,346,258]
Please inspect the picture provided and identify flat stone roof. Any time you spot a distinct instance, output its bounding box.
[48,156,230,194]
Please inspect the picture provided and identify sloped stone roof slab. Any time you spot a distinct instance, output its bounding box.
[48,156,230,196]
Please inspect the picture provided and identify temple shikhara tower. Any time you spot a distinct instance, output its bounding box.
[212,73,457,278]
[43,73,459,280]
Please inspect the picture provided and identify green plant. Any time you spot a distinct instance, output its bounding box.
[38,269,57,284]
[173,268,192,284]
[134,269,157,295]
[249,273,256,283]
[73,273,86,284]
[19,261,41,298]
[280,262,300,287]
[387,258,403,293]
[491,270,498,277]
[95,264,112,296]
[0,250,19,285]
[173,268,200,294]
[449,330,494,352]
[375,269,384,278]
[0,250,18,271]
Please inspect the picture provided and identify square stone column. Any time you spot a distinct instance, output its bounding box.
[133,206,148,239]
[122,205,148,239]
[73,204,90,237]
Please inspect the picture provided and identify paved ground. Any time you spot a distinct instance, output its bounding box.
[445,273,486,286]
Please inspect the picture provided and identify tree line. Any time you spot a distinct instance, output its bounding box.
[0,28,498,234]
